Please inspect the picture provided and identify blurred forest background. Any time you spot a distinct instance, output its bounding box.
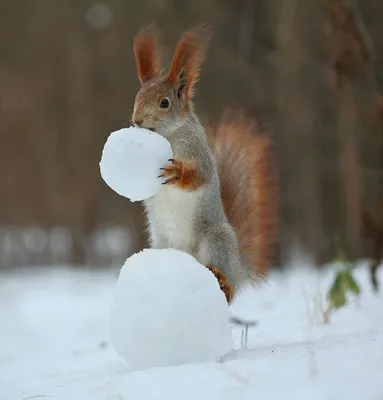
[1,0,383,274]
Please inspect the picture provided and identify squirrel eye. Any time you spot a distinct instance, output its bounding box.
[160,98,169,109]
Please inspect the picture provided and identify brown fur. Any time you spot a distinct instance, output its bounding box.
[206,110,279,279]
[159,158,204,190]
[133,25,161,83]
[206,265,233,302]
[166,24,212,108]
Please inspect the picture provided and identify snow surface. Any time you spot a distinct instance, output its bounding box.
[110,248,231,370]
[99,127,173,202]
[1,262,383,399]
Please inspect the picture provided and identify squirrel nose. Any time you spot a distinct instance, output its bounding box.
[133,118,143,127]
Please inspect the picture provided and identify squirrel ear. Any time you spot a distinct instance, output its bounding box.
[166,23,212,100]
[133,25,161,83]
[176,69,187,99]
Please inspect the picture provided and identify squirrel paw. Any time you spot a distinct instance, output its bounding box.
[206,265,233,303]
[158,158,182,185]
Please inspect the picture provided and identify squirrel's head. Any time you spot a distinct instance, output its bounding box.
[132,24,211,138]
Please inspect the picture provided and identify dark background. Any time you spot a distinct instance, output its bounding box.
[1,0,382,270]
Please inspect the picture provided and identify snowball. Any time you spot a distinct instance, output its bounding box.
[109,248,232,371]
[99,127,173,202]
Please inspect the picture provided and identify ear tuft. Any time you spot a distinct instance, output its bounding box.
[167,23,212,101]
[133,24,161,83]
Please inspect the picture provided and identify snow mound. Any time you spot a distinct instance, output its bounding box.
[109,248,232,371]
[99,127,173,202]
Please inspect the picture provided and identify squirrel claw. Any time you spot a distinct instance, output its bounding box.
[159,159,182,185]
[206,265,233,303]
[161,176,179,184]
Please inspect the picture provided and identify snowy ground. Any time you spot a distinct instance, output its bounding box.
[0,261,382,400]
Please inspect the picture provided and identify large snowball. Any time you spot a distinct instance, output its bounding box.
[99,127,173,202]
[109,248,232,371]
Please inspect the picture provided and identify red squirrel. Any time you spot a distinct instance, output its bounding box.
[131,23,278,302]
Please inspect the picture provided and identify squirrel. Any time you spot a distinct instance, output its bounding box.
[131,23,278,303]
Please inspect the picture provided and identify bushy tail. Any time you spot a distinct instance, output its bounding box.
[206,110,278,280]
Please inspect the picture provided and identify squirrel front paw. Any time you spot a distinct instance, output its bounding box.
[158,158,183,185]
[206,265,233,303]
[158,158,203,190]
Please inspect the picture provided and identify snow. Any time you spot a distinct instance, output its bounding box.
[1,262,382,399]
[99,127,173,202]
[110,248,231,370]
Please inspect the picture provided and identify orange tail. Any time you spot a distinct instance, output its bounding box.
[206,110,279,279]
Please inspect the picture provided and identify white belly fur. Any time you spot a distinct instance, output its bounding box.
[145,186,200,253]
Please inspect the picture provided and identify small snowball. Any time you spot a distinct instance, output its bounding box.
[99,127,173,202]
[110,248,232,371]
